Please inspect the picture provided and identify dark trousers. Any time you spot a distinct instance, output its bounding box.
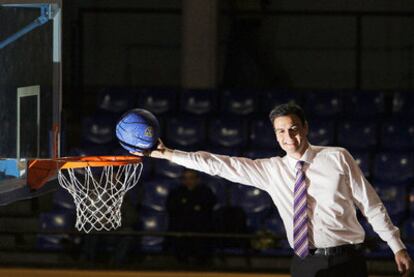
[290,248,368,277]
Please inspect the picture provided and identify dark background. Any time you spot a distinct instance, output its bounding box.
[0,7,53,158]
[0,0,413,274]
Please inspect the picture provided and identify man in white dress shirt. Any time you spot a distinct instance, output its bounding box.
[132,103,413,276]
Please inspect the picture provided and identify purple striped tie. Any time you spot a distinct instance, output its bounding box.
[293,160,309,259]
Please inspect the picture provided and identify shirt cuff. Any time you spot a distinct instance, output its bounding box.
[388,236,406,254]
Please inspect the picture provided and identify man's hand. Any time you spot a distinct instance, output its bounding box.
[395,249,413,276]
[130,139,173,160]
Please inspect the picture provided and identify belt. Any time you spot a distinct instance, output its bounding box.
[309,243,364,256]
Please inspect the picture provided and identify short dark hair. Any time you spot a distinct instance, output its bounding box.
[269,102,307,126]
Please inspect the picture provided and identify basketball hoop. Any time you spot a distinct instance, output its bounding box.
[28,156,143,233]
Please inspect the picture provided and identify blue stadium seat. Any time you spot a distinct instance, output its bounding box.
[307,118,336,146]
[372,151,414,184]
[203,175,230,210]
[343,91,386,118]
[402,218,414,257]
[66,146,91,157]
[70,142,118,156]
[213,205,249,255]
[52,186,76,211]
[230,185,272,213]
[304,91,343,117]
[37,210,78,251]
[37,234,75,252]
[364,242,393,259]
[392,91,414,116]
[81,112,117,144]
[260,89,303,113]
[138,157,154,180]
[208,117,248,147]
[141,177,179,212]
[408,244,414,259]
[153,159,185,179]
[373,182,407,224]
[138,208,168,253]
[380,118,414,150]
[261,213,292,256]
[359,217,393,258]
[348,150,372,179]
[165,116,206,149]
[402,218,414,240]
[38,210,76,231]
[180,89,216,115]
[207,146,242,157]
[229,185,273,231]
[359,217,377,240]
[337,119,378,150]
[245,212,268,233]
[243,148,281,159]
[220,89,258,115]
[137,88,177,115]
[126,182,142,209]
[96,87,137,114]
[263,212,285,236]
[250,118,278,149]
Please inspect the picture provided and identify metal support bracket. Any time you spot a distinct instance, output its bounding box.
[0,3,56,49]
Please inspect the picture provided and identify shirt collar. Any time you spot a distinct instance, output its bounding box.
[284,144,316,171]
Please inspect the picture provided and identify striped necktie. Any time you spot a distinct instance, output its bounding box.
[293,160,309,259]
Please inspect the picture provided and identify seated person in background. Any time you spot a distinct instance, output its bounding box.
[166,169,217,265]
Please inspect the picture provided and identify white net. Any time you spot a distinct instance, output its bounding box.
[57,163,143,233]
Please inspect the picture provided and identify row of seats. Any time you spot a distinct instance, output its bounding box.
[46,167,414,225]
[95,87,414,118]
[81,112,414,151]
[68,88,414,186]
[38,178,414,257]
[136,174,414,225]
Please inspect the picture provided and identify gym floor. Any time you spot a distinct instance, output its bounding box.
[0,269,288,277]
[0,268,393,277]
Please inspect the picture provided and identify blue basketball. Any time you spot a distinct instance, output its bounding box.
[115,109,160,152]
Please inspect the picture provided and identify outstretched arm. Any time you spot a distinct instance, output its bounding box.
[131,139,270,190]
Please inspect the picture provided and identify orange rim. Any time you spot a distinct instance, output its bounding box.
[28,156,143,190]
[29,155,142,168]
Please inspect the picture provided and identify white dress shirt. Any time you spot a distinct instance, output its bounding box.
[171,144,405,254]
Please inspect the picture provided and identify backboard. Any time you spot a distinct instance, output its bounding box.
[0,0,62,205]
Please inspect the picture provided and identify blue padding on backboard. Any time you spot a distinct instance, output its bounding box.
[0,159,21,177]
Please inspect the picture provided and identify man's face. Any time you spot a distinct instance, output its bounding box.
[273,114,309,158]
